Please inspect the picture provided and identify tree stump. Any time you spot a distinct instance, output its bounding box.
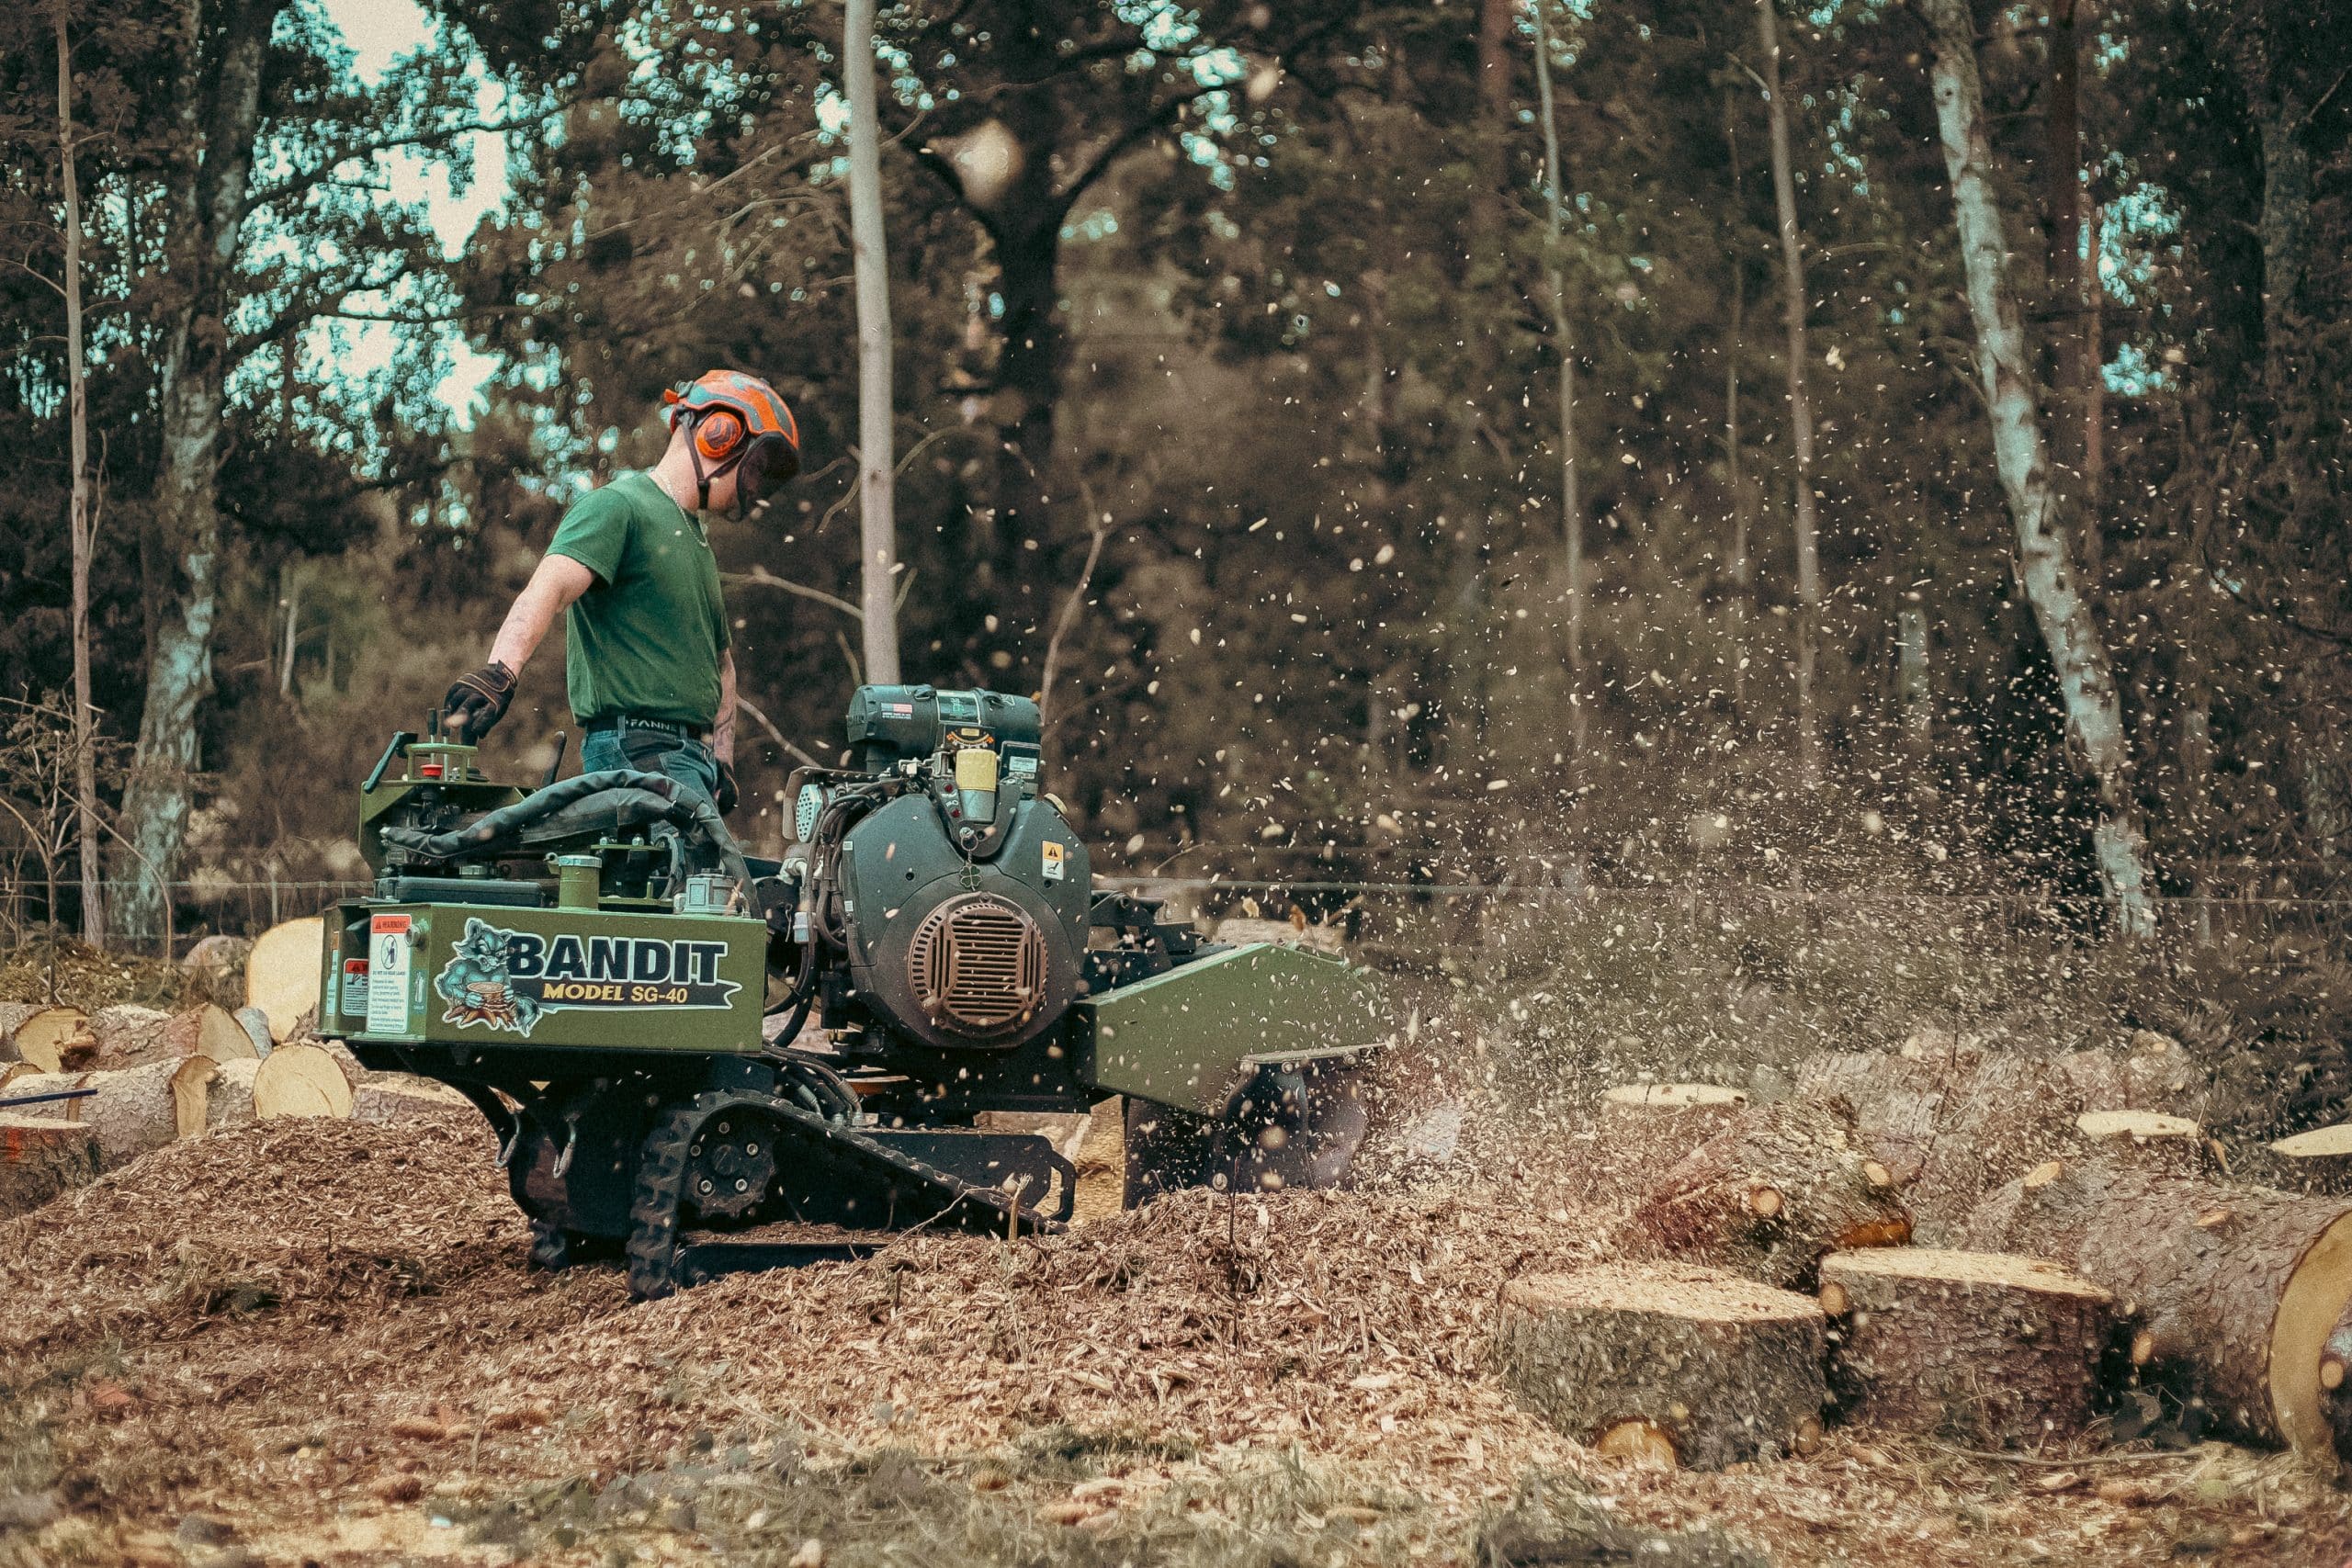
[0,1114,100,1218]
[1494,1262,1828,1470]
[1964,1160,2352,1467]
[1617,1098,1911,1289]
[1816,1247,2118,1447]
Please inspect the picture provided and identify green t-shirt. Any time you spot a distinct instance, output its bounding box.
[546,471,730,728]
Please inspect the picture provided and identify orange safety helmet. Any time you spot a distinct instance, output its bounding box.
[661,370,801,513]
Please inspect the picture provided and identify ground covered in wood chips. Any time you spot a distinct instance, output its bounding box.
[4,1116,2351,1566]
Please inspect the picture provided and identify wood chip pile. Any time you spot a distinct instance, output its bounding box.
[6,1102,2352,1562]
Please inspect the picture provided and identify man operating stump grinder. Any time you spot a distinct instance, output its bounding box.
[439,369,800,817]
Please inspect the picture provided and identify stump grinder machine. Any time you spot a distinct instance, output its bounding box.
[318,685,1389,1298]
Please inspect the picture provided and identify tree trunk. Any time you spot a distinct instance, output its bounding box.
[1617,1098,1912,1288]
[1495,1262,1828,1469]
[1724,84,1752,721]
[1531,0,1585,768]
[115,0,278,945]
[1964,1161,2352,1466]
[55,7,103,948]
[1920,0,2155,936]
[2041,0,2085,514]
[845,0,901,685]
[1757,0,1822,786]
[1817,1247,2117,1446]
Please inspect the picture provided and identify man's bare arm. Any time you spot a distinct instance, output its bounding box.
[715,649,738,764]
[490,555,598,672]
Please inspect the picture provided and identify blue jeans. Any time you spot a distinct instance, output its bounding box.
[581,719,720,815]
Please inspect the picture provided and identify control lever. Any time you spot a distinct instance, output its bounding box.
[363,732,417,795]
[543,730,569,788]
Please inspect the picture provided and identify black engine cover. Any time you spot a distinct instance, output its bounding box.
[838,792,1091,1051]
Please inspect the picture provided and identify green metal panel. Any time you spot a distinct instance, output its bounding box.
[1075,942,1391,1114]
[328,900,765,1053]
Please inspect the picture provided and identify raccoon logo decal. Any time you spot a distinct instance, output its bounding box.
[435,919,544,1035]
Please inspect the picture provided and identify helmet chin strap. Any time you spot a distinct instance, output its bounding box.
[684,418,749,513]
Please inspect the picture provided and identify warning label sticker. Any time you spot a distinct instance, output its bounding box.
[1042,841,1067,883]
[367,914,413,1034]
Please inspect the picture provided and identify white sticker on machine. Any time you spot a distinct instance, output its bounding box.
[367,914,413,1034]
[1042,840,1066,883]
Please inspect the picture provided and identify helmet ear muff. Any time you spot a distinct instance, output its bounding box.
[694,409,746,459]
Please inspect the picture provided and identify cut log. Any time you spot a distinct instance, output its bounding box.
[2240,1123,2352,1198]
[350,1077,469,1125]
[1494,1262,1828,1470]
[2055,1035,2202,1118]
[195,1004,262,1064]
[76,1004,175,1069]
[0,1114,101,1218]
[1816,1247,2118,1447]
[0,1072,91,1116]
[2074,1111,2218,1177]
[1598,1086,1748,1196]
[251,1043,354,1121]
[1905,1055,2082,1244]
[1792,1051,1949,1187]
[73,1058,184,1168]
[244,915,325,1043]
[0,1005,88,1075]
[1964,1161,2352,1467]
[1616,1098,1912,1289]
[175,1057,261,1137]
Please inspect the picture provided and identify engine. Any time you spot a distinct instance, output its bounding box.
[769,686,1094,1055]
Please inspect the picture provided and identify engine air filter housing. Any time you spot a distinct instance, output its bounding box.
[906,893,1047,1038]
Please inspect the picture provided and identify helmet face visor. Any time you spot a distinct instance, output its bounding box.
[732,431,800,512]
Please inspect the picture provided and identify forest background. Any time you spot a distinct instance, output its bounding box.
[6,0,2352,1135]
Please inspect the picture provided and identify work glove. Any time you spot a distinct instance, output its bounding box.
[441,660,516,744]
[714,756,740,816]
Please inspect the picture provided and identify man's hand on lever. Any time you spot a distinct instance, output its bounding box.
[442,660,517,743]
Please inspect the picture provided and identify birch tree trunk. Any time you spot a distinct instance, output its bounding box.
[845,0,901,685]
[115,0,277,944]
[1757,0,1822,786]
[55,6,103,948]
[1724,83,1752,721]
[1921,0,2156,936]
[1531,0,1585,767]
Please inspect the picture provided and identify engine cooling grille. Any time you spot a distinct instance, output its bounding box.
[905,894,1047,1037]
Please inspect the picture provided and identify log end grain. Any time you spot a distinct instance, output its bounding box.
[251,1043,355,1121]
